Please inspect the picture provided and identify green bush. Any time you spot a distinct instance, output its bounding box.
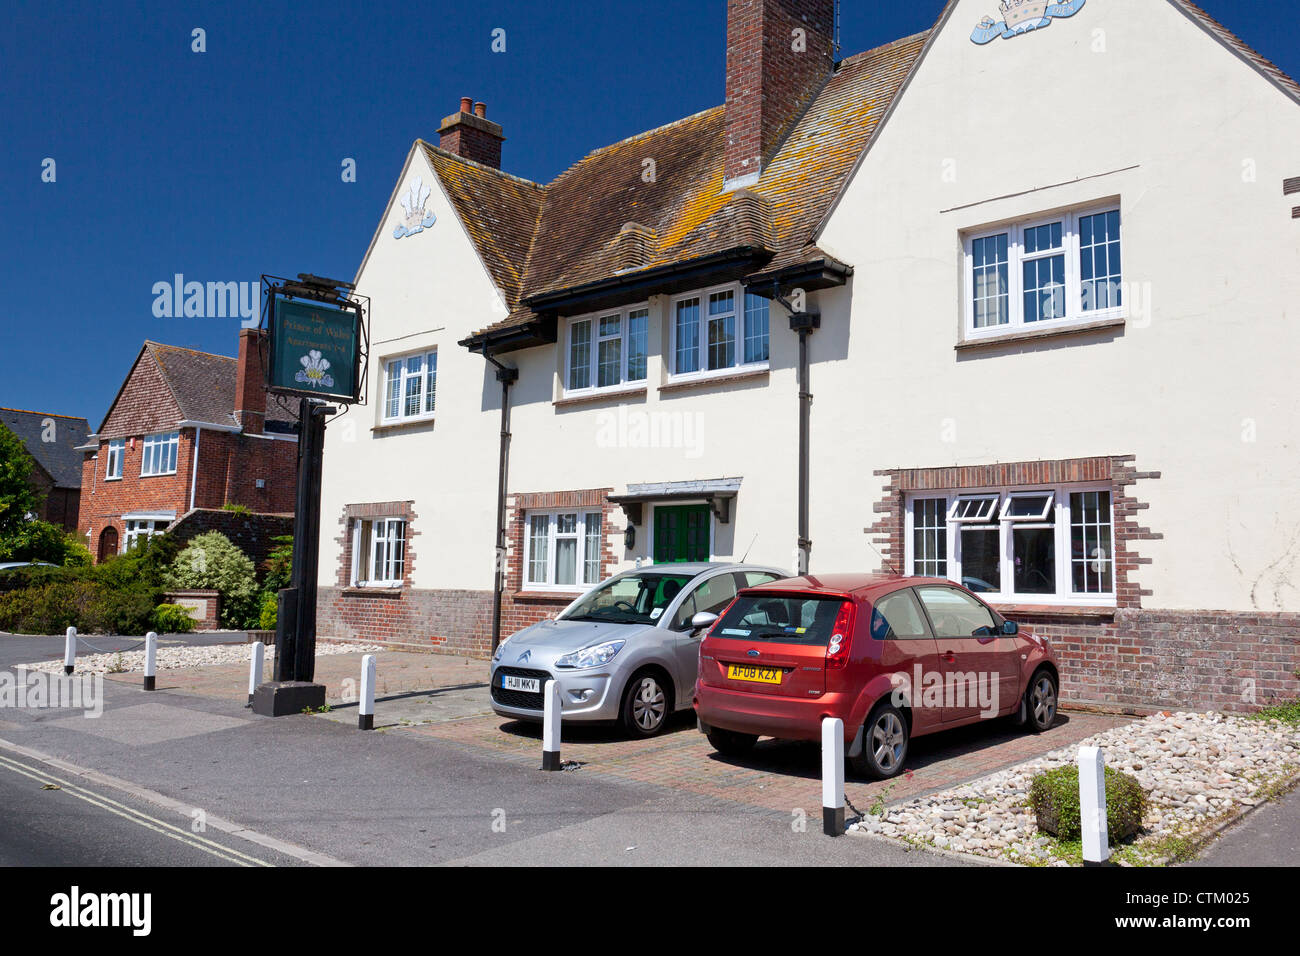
[0,578,102,635]
[258,591,278,630]
[1029,764,1148,843]
[0,520,77,565]
[151,603,197,634]
[164,532,259,629]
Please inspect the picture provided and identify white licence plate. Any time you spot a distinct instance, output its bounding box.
[502,674,541,693]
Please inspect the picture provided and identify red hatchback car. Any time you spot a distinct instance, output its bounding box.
[693,574,1060,779]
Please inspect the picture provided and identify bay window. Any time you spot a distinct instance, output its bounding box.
[523,510,604,590]
[964,205,1122,337]
[907,485,1115,604]
[140,431,179,476]
[564,306,649,394]
[382,350,437,423]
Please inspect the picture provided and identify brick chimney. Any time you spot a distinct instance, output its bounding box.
[235,328,266,435]
[438,98,505,169]
[725,0,835,188]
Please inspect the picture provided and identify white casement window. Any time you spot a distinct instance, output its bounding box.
[122,518,168,552]
[670,284,771,379]
[351,518,406,587]
[382,350,437,423]
[906,485,1116,605]
[964,205,1123,337]
[140,432,179,476]
[523,510,604,590]
[105,439,124,480]
[564,306,649,394]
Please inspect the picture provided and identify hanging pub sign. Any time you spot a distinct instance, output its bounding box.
[263,276,367,404]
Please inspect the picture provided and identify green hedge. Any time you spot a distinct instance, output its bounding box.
[1029,764,1148,843]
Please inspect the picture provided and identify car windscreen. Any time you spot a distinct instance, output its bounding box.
[559,571,698,626]
[710,594,845,646]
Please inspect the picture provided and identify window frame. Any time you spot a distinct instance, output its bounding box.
[122,518,168,552]
[962,203,1124,340]
[561,303,650,397]
[139,431,179,477]
[521,509,606,592]
[350,517,407,588]
[904,482,1116,606]
[105,439,124,480]
[668,282,771,382]
[380,348,438,425]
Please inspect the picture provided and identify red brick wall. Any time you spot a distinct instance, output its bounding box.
[193,431,297,514]
[725,0,835,183]
[78,432,195,550]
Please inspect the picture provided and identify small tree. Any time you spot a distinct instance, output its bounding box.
[0,422,43,542]
[164,532,259,629]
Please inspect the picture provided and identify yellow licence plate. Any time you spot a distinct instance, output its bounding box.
[727,664,784,685]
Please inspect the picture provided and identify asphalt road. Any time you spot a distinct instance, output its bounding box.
[0,749,304,866]
[1188,785,1300,867]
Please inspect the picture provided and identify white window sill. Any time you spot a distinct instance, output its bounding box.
[104,476,122,482]
[373,415,436,432]
[661,364,770,392]
[140,471,178,478]
[958,314,1126,351]
[555,383,648,406]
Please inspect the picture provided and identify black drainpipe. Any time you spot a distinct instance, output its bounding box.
[773,283,820,575]
[482,351,518,653]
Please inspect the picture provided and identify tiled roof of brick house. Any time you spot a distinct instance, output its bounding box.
[97,342,296,436]
[0,408,90,489]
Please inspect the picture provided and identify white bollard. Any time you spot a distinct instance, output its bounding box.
[822,717,846,836]
[358,654,376,730]
[143,632,157,691]
[541,680,561,771]
[248,641,264,704]
[64,627,76,675]
[1080,745,1111,865]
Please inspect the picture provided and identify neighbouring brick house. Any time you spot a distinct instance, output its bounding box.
[317,0,1300,713]
[78,329,298,561]
[0,408,90,531]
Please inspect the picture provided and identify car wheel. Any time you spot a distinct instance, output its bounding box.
[1023,669,1058,733]
[620,670,671,738]
[849,702,909,780]
[706,728,758,756]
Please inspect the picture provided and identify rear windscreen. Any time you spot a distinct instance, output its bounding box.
[711,595,845,646]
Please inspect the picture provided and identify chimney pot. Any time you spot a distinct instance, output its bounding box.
[474,101,487,118]
[460,96,474,114]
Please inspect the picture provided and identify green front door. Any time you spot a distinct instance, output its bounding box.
[653,504,711,563]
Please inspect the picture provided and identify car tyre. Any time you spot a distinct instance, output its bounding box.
[620,670,671,738]
[706,728,758,756]
[1022,668,1058,733]
[849,701,909,780]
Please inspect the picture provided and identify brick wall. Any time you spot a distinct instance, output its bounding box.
[867,454,1300,713]
[78,432,194,554]
[192,431,297,514]
[319,487,618,658]
[725,0,835,183]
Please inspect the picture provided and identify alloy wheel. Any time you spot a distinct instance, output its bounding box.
[1031,675,1057,727]
[871,711,906,771]
[632,676,666,731]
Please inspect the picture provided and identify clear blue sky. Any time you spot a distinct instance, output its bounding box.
[1,0,1295,427]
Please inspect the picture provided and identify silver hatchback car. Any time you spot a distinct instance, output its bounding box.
[489,562,788,737]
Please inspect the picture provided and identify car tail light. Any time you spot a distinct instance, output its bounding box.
[825,600,856,669]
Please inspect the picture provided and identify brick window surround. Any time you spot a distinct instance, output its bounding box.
[335,501,419,590]
[867,455,1161,611]
[507,488,616,600]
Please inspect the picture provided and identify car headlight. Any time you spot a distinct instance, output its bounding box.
[555,640,625,670]
[492,638,509,663]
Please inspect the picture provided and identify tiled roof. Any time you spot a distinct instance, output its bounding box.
[0,408,90,488]
[144,342,297,430]
[441,30,928,344]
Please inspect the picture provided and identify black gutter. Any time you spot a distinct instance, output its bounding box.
[480,351,518,654]
[770,280,821,576]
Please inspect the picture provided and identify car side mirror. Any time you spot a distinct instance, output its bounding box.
[690,611,719,634]
[1001,620,1019,636]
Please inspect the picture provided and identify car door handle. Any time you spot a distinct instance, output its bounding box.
[940,651,957,663]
